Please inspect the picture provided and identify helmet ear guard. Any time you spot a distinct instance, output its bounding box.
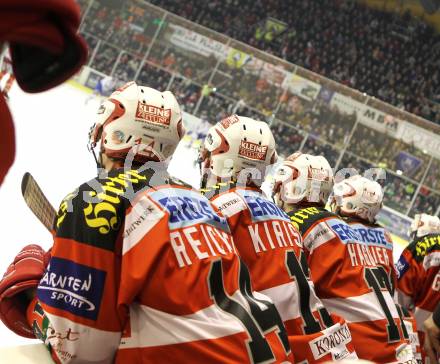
[205,129,227,155]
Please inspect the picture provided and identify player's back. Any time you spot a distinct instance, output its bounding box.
[39,168,292,364]
[397,233,440,347]
[205,184,357,362]
[287,206,413,363]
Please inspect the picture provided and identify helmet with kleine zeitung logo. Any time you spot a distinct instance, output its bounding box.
[330,175,383,223]
[272,152,334,208]
[88,81,184,164]
[203,115,277,184]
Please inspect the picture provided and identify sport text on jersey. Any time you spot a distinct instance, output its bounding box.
[38,257,106,320]
[309,323,352,360]
[169,225,237,268]
[328,219,392,268]
[149,188,235,268]
[288,206,324,230]
[413,234,440,257]
[151,188,229,231]
[239,191,288,222]
[136,103,171,126]
[83,170,147,234]
[329,221,392,248]
[222,190,302,254]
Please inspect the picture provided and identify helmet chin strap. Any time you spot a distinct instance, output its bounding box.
[87,141,104,173]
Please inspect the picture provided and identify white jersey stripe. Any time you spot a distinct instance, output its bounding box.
[322,291,400,323]
[260,281,325,324]
[45,312,120,364]
[121,296,249,348]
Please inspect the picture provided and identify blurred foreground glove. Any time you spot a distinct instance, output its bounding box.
[0,0,88,186]
[0,0,88,93]
[0,245,50,338]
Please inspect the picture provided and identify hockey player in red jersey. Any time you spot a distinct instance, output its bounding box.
[199,115,358,363]
[0,83,293,363]
[272,154,415,363]
[396,213,440,362]
[398,304,423,363]
[330,175,420,362]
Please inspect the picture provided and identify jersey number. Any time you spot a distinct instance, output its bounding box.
[364,266,408,342]
[208,259,290,364]
[285,250,334,334]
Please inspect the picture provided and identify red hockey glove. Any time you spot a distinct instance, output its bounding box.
[0,245,50,338]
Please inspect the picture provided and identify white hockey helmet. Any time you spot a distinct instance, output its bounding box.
[330,175,383,223]
[204,115,277,181]
[272,152,334,206]
[409,213,440,238]
[88,81,184,163]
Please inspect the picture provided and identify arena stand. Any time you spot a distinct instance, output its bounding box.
[149,0,440,126]
[73,0,440,238]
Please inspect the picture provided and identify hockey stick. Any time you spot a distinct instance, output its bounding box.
[21,172,56,232]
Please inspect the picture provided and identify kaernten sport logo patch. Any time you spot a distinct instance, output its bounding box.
[37,257,106,320]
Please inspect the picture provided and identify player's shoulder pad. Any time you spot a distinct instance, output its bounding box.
[287,205,336,234]
[200,181,237,200]
[408,233,440,262]
[168,176,192,189]
[55,168,154,251]
[209,188,247,218]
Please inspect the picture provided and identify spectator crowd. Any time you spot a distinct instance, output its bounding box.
[151,0,440,125]
[74,0,440,218]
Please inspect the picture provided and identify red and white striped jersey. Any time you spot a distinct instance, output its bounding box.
[287,206,415,363]
[30,168,293,363]
[396,233,440,362]
[398,305,423,363]
[204,184,357,363]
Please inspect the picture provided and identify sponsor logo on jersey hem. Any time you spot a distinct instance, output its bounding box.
[38,287,95,311]
[309,323,352,360]
[395,343,416,363]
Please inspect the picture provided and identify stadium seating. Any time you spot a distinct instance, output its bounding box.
[75,0,440,218]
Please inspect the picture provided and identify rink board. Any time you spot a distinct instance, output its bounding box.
[0,344,53,363]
